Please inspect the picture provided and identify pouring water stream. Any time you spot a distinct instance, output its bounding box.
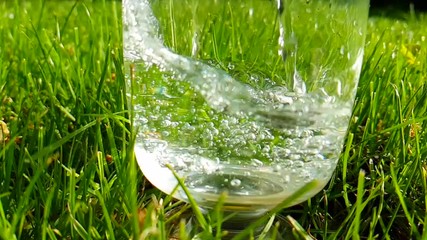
[123,0,320,129]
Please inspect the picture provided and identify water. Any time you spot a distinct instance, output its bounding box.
[124,0,367,211]
[132,82,347,209]
[130,59,349,209]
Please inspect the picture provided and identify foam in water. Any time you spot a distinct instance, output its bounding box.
[123,0,367,211]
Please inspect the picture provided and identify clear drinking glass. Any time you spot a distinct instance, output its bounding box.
[123,0,369,224]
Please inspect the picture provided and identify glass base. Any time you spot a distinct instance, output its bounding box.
[169,210,312,240]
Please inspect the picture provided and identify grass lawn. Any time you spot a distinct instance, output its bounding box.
[1,0,427,239]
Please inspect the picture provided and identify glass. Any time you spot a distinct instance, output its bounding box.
[123,0,369,227]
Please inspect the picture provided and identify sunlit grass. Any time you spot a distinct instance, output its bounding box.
[0,1,427,239]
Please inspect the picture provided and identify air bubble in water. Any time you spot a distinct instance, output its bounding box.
[293,160,304,168]
[230,179,241,187]
[211,128,219,136]
[262,146,271,153]
[250,158,264,167]
[162,120,171,127]
[283,175,290,184]
[137,117,148,124]
[161,131,170,137]
[227,63,235,70]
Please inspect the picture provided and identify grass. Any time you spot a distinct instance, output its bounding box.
[0,0,427,239]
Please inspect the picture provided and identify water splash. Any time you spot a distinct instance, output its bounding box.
[123,0,258,113]
[123,0,314,127]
